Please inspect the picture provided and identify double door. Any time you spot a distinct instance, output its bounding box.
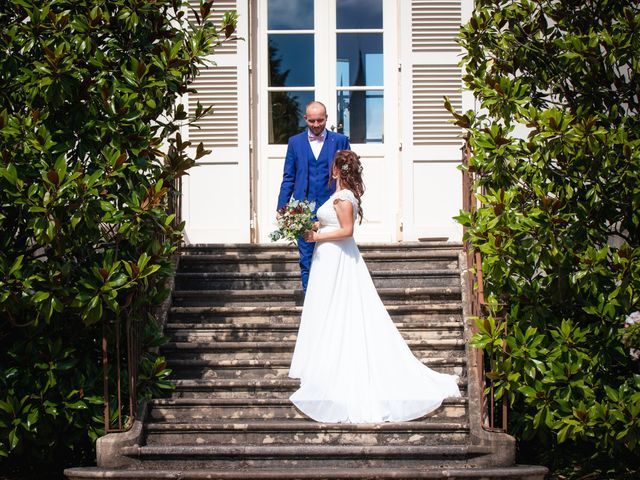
[254,0,399,242]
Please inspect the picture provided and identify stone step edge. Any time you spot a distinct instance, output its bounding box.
[175,270,460,279]
[181,241,462,250]
[165,321,464,331]
[144,420,470,432]
[165,357,466,368]
[169,303,463,314]
[64,465,549,480]
[169,379,468,390]
[163,339,465,350]
[122,444,491,458]
[177,256,461,267]
[149,397,468,407]
[173,287,461,297]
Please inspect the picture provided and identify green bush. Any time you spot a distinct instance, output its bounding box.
[452,0,640,476]
[0,0,235,471]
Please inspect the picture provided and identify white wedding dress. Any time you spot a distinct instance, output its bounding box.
[289,189,461,423]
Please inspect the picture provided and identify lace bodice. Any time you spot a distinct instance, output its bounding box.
[316,189,358,229]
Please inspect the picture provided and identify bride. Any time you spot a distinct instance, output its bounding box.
[288,150,461,423]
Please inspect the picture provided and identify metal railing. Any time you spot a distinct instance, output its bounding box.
[461,141,508,433]
[101,308,146,433]
[101,176,182,433]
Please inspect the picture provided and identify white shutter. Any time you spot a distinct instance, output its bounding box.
[400,0,471,241]
[181,0,250,243]
[411,0,462,52]
[412,64,462,145]
[188,66,239,148]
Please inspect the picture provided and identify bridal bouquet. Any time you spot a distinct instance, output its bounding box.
[270,199,316,244]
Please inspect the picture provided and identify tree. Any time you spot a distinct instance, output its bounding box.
[0,0,235,473]
[268,41,304,144]
[451,0,640,476]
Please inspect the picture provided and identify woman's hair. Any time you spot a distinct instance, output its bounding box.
[330,150,365,224]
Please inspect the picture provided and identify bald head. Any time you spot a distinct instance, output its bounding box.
[305,101,327,116]
[304,101,328,136]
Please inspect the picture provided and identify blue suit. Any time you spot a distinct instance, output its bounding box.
[277,130,350,291]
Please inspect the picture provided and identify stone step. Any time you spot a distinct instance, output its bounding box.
[164,321,464,343]
[168,378,296,399]
[174,269,460,290]
[163,348,466,370]
[178,251,461,273]
[172,287,462,307]
[148,397,468,422]
[120,443,491,470]
[162,339,466,367]
[180,241,462,255]
[167,378,468,400]
[163,338,465,353]
[166,357,466,380]
[168,303,463,325]
[65,465,549,480]
[142,419,471,446]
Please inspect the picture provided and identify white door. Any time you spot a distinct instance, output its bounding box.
[255,0,399,243]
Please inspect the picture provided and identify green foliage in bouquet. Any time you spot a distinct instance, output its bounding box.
[0,0,235,472]
[451,0,640,476]
[270,199,316,244]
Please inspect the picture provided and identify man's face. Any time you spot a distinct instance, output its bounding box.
[304,104,327,136]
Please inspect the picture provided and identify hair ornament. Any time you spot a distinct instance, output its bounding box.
[341,164,349,172]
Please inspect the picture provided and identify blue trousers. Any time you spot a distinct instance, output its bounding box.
[297,235,315,292]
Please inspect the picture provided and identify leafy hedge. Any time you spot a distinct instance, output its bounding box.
[452,0,640,476]
[0,0,234,471]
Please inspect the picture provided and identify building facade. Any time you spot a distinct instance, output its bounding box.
[180,0,473,244]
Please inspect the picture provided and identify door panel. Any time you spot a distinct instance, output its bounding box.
[412,161,463,241]
[182,164,247,243]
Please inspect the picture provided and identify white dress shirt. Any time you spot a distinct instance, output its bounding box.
[308,129,326,160]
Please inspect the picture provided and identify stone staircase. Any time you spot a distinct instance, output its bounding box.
[65,243,547,480]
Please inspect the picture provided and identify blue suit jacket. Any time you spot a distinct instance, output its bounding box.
[277,130,351,211]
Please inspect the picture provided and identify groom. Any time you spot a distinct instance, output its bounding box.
[276,101,351,292]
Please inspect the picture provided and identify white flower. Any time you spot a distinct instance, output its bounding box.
[623,311,640,362]
[625,311,640,327]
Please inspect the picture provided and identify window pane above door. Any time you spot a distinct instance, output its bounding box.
[336,33,383,86]
[337,90,383,143]
[336,0,382,29]
[268,0,314,30]
[269,90,315,144]
[269,35,315,87]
